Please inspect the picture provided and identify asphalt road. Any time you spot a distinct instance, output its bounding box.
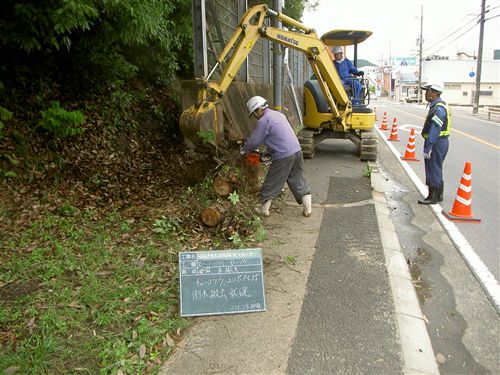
[376,136,499,374]
[372,99,500,281]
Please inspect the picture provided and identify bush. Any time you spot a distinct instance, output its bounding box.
[0,106,13,138]
[38,101,86,138]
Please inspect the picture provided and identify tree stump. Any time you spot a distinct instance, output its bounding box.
[201,201,231,227]
[213,176,233,197]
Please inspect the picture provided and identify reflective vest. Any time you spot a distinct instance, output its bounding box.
[422,101,451,138]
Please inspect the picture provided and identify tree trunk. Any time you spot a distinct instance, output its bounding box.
[201,201,231,227]
[213,176,233,197]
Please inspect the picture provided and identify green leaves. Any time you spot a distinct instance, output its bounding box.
[2,1,99,53]
[38,101,86,138]
[0,0,194,92]
[0,106,13,137]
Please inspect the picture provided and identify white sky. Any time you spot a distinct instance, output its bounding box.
[301,0,500,64]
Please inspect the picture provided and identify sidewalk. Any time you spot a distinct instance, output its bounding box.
[160,142,438,375]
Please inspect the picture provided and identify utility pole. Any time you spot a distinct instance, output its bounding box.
[388,43,392,99]
[272,0,283,112]
[472,0,486,115]
[417,4,424,104]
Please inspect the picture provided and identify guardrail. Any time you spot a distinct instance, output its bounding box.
[487,106,500,120]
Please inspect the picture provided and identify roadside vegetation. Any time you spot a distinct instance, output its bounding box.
[1,161,268,373]
[0,0,315,373]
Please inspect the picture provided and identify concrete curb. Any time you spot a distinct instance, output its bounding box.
[374,125,500,315]
[369,161,440,375]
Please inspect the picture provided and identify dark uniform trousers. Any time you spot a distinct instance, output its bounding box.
[424,136,449,188]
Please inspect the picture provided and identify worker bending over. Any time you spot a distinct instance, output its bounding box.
[240,96,312,217]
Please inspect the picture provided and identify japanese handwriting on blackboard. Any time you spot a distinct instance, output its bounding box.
[191,287,252,301]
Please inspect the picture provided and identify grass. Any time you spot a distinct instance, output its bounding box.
[0,180,268,374]
[362,164,371,178]
[0,209,188,374]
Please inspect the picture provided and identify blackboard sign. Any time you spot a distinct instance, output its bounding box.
[179,248,266,317]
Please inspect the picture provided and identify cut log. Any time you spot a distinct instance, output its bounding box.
[213,176,233,197]
[201,201,231,227]
[227,173,240,185]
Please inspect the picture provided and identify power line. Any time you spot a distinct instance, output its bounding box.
[422,15,479,55]
[484,12,500,21]
[424,9,499,57]
[424,22,479,57]
[423,14,477,52]
[403,10,480,59]
[395,3,498,60]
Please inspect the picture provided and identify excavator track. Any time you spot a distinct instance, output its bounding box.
[298,128,317,159]
[298,128,331,159]
[299,128,378,161]
[359,129,378,161]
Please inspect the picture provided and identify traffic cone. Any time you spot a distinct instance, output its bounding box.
[401,128,419,161]
[379,112,388,130]
[442,161,481,223]
[387,117,400,141]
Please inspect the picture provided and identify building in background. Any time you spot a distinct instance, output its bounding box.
[388,49,500,106]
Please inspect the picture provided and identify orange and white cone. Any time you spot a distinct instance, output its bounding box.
[379,112,388,130]
[387,117,400,141]
[442,161,481,223]
[401,128,419,161]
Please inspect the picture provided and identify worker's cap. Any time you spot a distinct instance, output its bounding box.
[332,46,343,54]
[420,81,443,93]
[247,96,268,116]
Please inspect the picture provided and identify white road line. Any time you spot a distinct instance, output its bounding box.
[376,126,500,315]
[375,105,500,149]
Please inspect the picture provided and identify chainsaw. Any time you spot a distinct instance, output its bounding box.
[243,150,272,167]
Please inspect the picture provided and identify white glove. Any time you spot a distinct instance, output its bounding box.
[423,150,432,159]
[239,145,246,155]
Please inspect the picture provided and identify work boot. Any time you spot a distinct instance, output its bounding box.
[255,200,272,217]
[418,187,438,205]
[302,194,312,217]
[437,182,444,202]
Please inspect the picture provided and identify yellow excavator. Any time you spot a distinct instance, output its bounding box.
[179,4,377,161]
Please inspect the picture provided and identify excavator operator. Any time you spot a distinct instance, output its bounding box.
[332,46,364,105]
[240,96,312,218]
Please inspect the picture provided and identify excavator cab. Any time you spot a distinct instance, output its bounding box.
[303,29,373,120]
[301,29,377,160]
[320,29,373,107]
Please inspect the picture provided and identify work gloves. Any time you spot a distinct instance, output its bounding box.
[423,150,432,159]
[240,145,261,156]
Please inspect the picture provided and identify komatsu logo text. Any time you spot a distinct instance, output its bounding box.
[277,34,299,46]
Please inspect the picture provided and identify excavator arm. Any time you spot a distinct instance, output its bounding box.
[180,4,353,150]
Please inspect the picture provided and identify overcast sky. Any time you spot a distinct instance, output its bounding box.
[301,0,500,64]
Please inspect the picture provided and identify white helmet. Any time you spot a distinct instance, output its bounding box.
[247,96,268,116]
[420,81,443,93]
[332,46,343,54]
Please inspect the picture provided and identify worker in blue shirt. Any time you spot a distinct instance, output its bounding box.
[332,46,364,105]
[240,96,312,217]
[418,82,451,205]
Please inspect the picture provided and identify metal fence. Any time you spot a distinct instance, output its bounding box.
[192,0,311,86]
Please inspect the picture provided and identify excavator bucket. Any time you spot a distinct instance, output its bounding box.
[179,101,225,151]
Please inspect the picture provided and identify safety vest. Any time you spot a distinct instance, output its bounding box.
[422,101,451,138]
